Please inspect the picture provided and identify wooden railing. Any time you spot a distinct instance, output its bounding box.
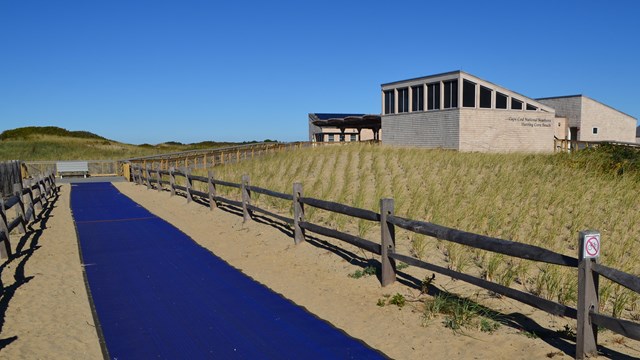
[127,141,330,171]
[0,173,57,259]
[554,138,640,152]
[130,164,640,359]
[25,160,122,178]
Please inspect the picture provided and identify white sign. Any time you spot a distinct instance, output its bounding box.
[583,233,600,259]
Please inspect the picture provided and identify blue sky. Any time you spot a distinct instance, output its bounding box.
[1,0,638,144]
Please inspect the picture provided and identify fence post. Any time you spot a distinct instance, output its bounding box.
[169,167,176,197]
[144,166,151,190]
[0,199,11,259]
[577,230,600,359]
[241,174,251,222]
[13,184,27,234]
[380,198,396,286]
[185,168,193,203]
[293,182,305,244]
[33,176,43,213]
[156,170,162,192]
[22,181,35,223]
[207,170,217,211]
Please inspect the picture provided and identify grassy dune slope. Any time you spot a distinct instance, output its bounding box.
[0,126,255,160]
[196,143,640,319]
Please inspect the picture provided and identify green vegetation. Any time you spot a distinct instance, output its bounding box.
[348,266,377,279]
[423,293,501,333]
[194,143,640,320]
[0,126,275,160]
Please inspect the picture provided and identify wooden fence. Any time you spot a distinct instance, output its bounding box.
[0,172,57,260]
[25,160,122,178]
[554,138,640,153]
[130,164,640,359]
[127,141,332,171]
[0,161,23,199]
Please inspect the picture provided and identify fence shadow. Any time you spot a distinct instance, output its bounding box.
[0,192,58,350]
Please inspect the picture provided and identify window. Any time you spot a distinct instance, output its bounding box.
[526,104,538,111]
[411,85,424,111]
[511,98,523,110]
[427,82,440,110]
[592,127,598,135]
[383,90,395,114]
[350,134,357,142]
[328,134,334,142]
[339,134,345,142]
[443,80,458,109]
[462,80,476,108]
[479,86,492,108]
[397,88,409,113]
[496,92,508,109]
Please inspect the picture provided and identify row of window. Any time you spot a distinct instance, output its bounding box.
[383,79,541,114]
[325,134,358,142]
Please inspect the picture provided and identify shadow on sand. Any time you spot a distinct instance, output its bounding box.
[0,190,59,351]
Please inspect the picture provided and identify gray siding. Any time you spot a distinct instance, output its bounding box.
[382,110,459,149]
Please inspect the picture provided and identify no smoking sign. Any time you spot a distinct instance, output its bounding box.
[582,233,601,259]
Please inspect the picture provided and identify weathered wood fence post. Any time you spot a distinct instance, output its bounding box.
[380,198,396,286]
[185,168,193,203]
[33,176,43,213]
[156,170,162,192]
[207,170,217,210]
[577,230,600,359]
[0,199,11,259]
[293,182,305,244]
[169,167,176,197]
[13,184,26,234]
[241,174,251,223]
[144,166,151,190]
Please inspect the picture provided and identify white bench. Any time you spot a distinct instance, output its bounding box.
[56,161,89,178]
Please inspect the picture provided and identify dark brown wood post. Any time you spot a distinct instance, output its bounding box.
[0,199,11,259]
[380,198,396,286]
[207,170,217,211]
[185,168,193,203]
[144,166,151,190]
[293,182,305,244]
[577,230,600,359]
[13,184,26,234]
[38,175,49,208]
[241,174,251,222]
[169,167,176,197]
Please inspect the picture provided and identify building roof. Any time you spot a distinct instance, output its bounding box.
[311,113,365,121]
[309,113,381,129]
[380,70,555,113]
[536,94,637,120]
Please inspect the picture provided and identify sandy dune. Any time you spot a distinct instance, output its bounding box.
[0,182,638,359]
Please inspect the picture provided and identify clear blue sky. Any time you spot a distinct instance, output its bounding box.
[1,0,638,144]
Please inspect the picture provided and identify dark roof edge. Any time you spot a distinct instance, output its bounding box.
[380,70,461,87]
[537,95,637,120]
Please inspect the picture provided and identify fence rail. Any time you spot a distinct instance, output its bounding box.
[130,164,640,359]
[554,138,640,153]
[0,172,57,259]
[25,160,122,178]
[127,141,334,171]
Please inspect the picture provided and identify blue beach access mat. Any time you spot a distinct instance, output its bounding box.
[71,182,386,359]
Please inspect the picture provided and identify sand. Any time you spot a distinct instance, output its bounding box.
[1,181,638,359]
[0,184,102,359]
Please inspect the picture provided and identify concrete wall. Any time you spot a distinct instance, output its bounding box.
[381,110,459,149]
[458,109,556,152]
[579,97,636,142]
